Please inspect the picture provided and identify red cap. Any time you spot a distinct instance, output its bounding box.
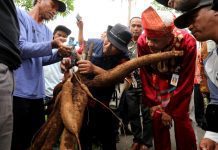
[141,7,175,38]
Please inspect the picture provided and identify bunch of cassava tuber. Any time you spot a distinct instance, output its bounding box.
[29,50,183,150]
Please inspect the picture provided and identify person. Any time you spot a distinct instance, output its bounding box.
[174,0,218,149]
[119,17,152,150]
[76,21,132,150]
[0,1,21,150]
[12,0,72,149]
[43,25,71,114]
[137,6,197,150]
[155,0,200,11]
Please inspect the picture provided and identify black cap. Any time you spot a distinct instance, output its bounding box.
[156,0,200,11]
[212,0,218,10]
[53,0,66,12]
[174,0,213,29]
[107,23,132,53]
[53,25,71,36]
[155,0,169,7]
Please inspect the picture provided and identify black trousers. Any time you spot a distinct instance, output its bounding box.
[206,104,218,133]
[80,106,117,150]
[119,88,153,147]
[11,96,45,150]
[194,84,210,130]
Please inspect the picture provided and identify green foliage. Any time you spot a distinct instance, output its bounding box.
[15,0,74,16]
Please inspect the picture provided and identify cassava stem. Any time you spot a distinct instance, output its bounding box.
[86,50,183,87]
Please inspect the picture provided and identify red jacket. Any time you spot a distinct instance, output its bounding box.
[138,29,196,117]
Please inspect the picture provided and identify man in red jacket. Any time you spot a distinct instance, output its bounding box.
[138,7,197,150]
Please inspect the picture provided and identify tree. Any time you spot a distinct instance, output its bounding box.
[15,0,74,16]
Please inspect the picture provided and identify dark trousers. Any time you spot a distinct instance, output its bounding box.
[194,84,209,129]
[119,88,153,147]
[80,106,117,150]
[206,104,218,133]
[11,96,45,150]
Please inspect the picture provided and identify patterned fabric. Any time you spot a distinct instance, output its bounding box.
[128,40,142,89]
[138,28,196,115]
[138,25,197,150]
[199,42,209,93]
[141,7,175,38]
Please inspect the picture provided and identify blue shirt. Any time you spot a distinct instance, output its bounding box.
[204,47,218,105]
[14,8,61,99]
[87,38,129,102]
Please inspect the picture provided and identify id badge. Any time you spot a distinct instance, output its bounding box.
[170,74,179,87]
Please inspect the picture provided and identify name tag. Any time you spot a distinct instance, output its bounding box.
[170,74,179,87]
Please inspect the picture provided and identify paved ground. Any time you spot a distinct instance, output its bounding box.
[117,122,205,150]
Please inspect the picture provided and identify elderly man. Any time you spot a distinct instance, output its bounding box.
[138,7,197,150]
[12,0,71,149]
[174,0,218,149]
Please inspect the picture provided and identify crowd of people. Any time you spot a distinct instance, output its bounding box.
[0,0,218,150]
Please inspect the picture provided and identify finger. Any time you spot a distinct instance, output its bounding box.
[78,67,88,72]
[59,37,67,42]
[78,64,88,68]
[79,70,88,74]
[77,60,87,64]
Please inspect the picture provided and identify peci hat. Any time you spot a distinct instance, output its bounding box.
[107,23,132,53]
[141,7,175,38]
[53,0,66,12]
[53,25,71,36]
[174,0,213,29]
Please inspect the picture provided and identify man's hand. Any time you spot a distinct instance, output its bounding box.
[200,138,216,150]
[60,58,72,73]
[52,37,67,48]
[161,111,172,127]
[77,20,83,30]
[150,105,162,117]
[58,45,72,58]
[77,60,95,74]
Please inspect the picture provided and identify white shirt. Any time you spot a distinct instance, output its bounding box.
[204,131,218,143]
[44,61,63,97]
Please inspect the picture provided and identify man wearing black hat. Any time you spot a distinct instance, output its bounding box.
[76,22,132,150]
[174,0,218,149]
[12,1,72,149]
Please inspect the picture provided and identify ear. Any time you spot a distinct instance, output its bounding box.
[214,11,218,16]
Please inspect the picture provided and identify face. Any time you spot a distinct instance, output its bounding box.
[38,0,59,21]
[100,31,107,40]
[129,18,143,40]
[168,0,198,11]
[53,30,68,39]
[103,36,121,56]
[188,7,215,41]
[146,33,173,53]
